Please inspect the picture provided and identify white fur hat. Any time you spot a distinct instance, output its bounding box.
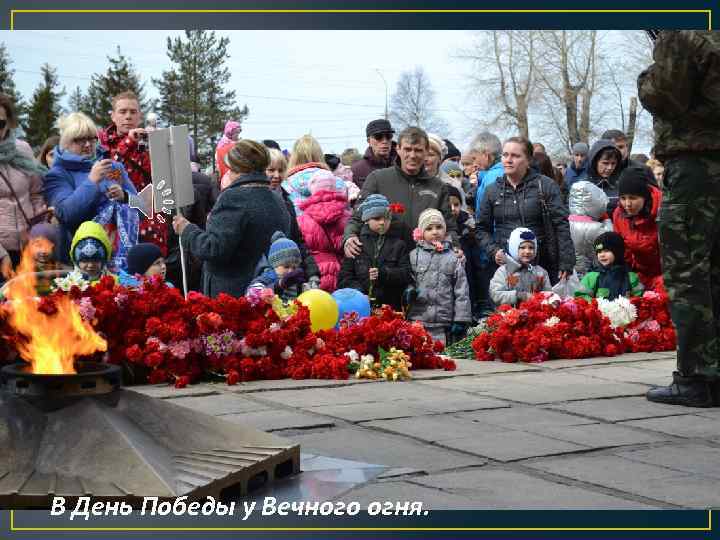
[507,227,538,261]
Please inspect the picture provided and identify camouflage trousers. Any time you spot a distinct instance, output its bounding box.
[659,152,720,379]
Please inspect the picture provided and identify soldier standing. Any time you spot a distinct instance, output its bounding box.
[640,31,720,407]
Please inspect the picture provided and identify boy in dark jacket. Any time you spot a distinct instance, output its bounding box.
[337,194,410,310]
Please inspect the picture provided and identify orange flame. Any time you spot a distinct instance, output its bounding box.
[1,239,107,374]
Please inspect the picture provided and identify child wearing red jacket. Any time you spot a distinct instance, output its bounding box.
[613,166,663,291]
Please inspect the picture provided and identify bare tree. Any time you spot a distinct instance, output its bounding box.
[388,66,448,135]
[457,30,537,139]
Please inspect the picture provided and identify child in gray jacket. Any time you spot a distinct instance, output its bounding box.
[489,227,552,307]
[407,208,471,345]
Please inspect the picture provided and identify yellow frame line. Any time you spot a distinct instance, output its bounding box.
[9,8,713,31]
[8,508,713,532]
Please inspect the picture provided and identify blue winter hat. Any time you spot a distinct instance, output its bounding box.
[359,194,390,222]
[73,238,107,263]
[268,231,301,268]
[127,243,163,275]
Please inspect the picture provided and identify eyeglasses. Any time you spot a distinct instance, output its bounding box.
[72,136,98,146]
[372,133,393,142]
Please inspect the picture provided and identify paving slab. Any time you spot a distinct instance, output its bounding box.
[289,427,486,473]
[256,381,470,408]
[412,467,658,508]
[547,397,691,422]
[620,415,720,438]
[570,364,676,386]
[438,431,587,462]
[337,480,479,509]
[222,409,336,432]
[524,422,670,448]
[364,415,494,443]
[614,443,720,480]
[168,393,272,415]
[441,357,544,375]
[526,454,720,507]
[535,352,676,371]
[457,406,597,429]
[128,383,220,399]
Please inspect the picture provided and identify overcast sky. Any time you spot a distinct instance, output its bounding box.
[3,29,651,157]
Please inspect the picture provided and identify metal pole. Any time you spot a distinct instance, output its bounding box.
[167,129,189,299]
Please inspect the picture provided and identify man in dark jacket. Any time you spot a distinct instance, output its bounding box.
[351,119,397,188]
[640,31,720,407]
[344,126,458,257]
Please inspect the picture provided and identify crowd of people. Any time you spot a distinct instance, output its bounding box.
[0,88,668,348]
[0,30,717,409]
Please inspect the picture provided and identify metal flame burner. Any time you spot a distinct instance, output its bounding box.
[0,362,300,509]
[1,362,121,409]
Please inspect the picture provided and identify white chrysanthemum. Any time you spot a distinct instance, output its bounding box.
[544,316,560,327]
[53,270,89,292]
[280,346,293,360]
[597,297,637,328]
[541,292,562,307]
[344,350,359,362]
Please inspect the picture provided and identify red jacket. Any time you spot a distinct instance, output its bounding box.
[612,186,663,290]
[297,190,350,292]
[100,124,168,255]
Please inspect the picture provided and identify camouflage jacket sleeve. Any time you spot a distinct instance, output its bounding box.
[638,31,720,121]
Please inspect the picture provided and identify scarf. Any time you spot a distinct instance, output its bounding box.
[216,121,241,152]
[0,130,47,176]
[596,264,631,300]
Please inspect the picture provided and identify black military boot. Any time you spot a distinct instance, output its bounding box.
[646,372,715,407]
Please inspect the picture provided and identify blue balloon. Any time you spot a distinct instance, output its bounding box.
[332,288,371,325]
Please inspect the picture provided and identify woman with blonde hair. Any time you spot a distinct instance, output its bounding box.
[282,134,347,216]
[44,111,138,268]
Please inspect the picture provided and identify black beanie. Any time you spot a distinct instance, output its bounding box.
[594,232,625,264]
[618,166,651,201]
[445,184,463,202]
[127,243,163,275]
[444,139,461,160]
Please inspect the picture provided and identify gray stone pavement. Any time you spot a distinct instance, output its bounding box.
[132,350,720,509]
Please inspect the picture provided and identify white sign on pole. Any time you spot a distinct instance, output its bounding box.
[148,125,195,214]
[137,125,197,297]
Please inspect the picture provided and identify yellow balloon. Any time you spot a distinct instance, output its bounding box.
[297,289,339,332]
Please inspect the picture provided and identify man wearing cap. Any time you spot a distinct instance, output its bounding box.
[351,119,398,189]
[344,126,458,258]
[564,142,590,191]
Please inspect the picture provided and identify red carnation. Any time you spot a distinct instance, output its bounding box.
[389,203,405,215]
[226,369,240,386]
[174,375,190,389]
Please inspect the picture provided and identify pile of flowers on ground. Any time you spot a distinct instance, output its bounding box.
[350,347,413,381]
[0,276,452,387]
[470,291,676,363]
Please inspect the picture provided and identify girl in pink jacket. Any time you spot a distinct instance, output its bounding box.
[297,170,350,291]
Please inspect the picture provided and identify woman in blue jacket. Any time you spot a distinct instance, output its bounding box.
[44,112,138,269]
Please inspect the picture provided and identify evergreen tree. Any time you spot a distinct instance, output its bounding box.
[84,46,149,127]
[153,30,248,166]
[68,85,86,113]
[0,44,27,131]
[25,64,65,148]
